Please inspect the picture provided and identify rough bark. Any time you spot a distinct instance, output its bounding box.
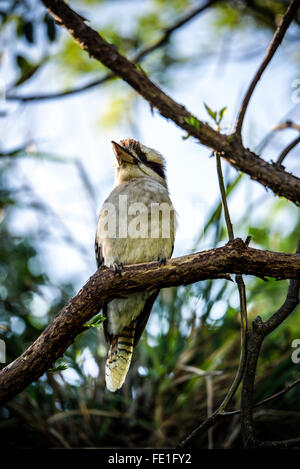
[241,273,300,448]
[0,238,300,405]
[39,0,300,205]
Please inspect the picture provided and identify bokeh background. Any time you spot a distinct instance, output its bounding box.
[0,0,300,449]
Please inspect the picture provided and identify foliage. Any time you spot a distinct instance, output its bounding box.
[0,0,299,450]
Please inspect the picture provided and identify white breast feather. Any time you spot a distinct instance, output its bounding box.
[96,177,176,335]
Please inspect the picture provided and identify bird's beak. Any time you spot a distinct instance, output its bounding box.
[111,141,137,166]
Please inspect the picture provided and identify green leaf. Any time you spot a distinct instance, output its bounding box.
[184,116,201,130]
[204,102,217,122]
[48,362,69,373]
[84,313,106,330]
[218,106,227,123]
[204,103,227,125]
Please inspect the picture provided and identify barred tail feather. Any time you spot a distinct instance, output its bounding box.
[105,321,136,392]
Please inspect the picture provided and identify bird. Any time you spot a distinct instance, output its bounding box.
[95,139,176,392]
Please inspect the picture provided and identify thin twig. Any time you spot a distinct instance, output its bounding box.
[272,120,300,132]
[178,152,249,449]
[241,241,300,448]
[217,273,247,411]
[255,377,300,407]
[234,0,300,136]
[177,411,223,449]
[276,134,300,166]
[205,375,214,449]
[215,154,248,411]
[256,437,300,448]
[7,74,114,102]
[216,154,234,241]
[7,0,217,103]
[223,376,300,416]
[178,372,300,448]
[254,101,300,154]
[255,118,300,154]
[134,0,218,62]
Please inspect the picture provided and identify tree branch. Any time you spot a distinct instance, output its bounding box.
[234,0,300,136]
[178,375,300,448]
[223,376,300,417]
[241,242,300,448]
[134,0,219,62]
[178,156,249,450]
[216,154,234,241]
[276,134,300,166]
[0,238,299,406]
[177,411,223,449]
[272,120,300,132]
[37,0,300,205]
[215,153,248,408]
[179,248,300,449]
[7,74,114,102]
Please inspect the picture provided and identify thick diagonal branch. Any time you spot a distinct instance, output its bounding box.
[0,238,300,405]
[38,0,300,205]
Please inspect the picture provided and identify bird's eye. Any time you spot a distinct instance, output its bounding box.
[138,151,147,163]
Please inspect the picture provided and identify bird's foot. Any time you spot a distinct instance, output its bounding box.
[158,257,166,267]
[113,262,124,277]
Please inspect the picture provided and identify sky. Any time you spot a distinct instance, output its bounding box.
[1,0,300,294]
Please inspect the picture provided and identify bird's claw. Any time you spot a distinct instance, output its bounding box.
[113,262,123,277]
[158,257,166,267]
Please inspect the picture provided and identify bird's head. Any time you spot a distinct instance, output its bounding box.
[111,139,167,187]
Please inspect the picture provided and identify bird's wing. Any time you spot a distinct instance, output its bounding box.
[96,240,173,346]
[95,238,104,268]
[133,244,174,346]
[95,238,109,341]
[133,289,160,347]
[103,290,159,347]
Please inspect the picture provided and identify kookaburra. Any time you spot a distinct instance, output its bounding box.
[95,139,176,392]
